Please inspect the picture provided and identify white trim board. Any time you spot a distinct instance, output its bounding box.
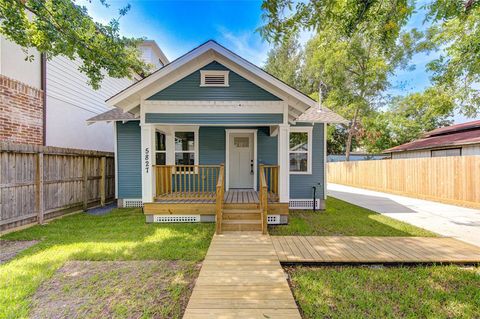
[143,100,286,114]
[106,41,316,118]
[225,129,258,191]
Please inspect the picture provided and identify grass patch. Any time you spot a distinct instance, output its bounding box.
[269,197,436,237]
[0,208,214,318]
[288,265,480,319]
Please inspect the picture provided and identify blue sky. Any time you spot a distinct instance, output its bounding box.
[80,0,477,123]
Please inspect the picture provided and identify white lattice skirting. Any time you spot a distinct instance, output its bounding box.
[123,199,144,208]
[153,215,201,223]
[289,199,322,209]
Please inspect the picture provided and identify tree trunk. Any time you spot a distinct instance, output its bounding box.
[345,107,359,161]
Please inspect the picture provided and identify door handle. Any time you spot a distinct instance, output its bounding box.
[250,161,254,174]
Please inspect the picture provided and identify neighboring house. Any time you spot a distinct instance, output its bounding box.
[0,36,168,151]
[327,152,388,162]
[384,120,480,159]
[89,40,345,229]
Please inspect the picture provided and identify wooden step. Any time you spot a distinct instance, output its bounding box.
[224,203,260,210]
[222,220,262,231]
[222,209,261,221]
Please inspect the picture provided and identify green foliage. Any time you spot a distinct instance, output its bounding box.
[0,0,150,89]
[264,34,303,88]
[0,209,214,318]
[326,125,359,155]
[421,0,480,117]
[361,88,454,152]
[269,197,436,236]
[261,0,422,158]
[289,265,480,319]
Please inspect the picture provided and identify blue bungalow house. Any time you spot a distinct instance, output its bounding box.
[88,41,345,233]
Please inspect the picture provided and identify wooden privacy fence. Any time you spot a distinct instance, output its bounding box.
[327,156,480,208]
[0,142,115,233]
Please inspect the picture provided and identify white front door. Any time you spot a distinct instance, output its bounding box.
[228,133,254,188]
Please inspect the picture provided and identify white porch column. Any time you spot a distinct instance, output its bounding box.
[278,123,290,203]
[141,124,155,203]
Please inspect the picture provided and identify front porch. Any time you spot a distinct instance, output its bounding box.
[143,164,289,233]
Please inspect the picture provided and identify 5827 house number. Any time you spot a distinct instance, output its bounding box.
[145,147,150,174]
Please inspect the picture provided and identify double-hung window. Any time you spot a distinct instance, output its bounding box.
[289,127,312,174]
[155,131,166,165]
[175,132,196,166]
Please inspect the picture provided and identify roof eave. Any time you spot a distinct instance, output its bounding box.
[383,140,480,154]
[106,41,318,113]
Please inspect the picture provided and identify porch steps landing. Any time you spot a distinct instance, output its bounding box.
[221,205,262,232]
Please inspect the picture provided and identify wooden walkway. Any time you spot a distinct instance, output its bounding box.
[272,236,480,263]
[183,232,301,319]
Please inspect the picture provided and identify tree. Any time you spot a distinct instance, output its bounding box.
[361,88,454,153]
[420,0,480,117]
[327,125,360,155]
[264,34,303,88]
[0,0,149,89]
[261,0,420,160]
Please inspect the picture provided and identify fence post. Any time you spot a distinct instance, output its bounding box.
[100,156,106,207]
[83,156,88,210]
[35,153,44,224]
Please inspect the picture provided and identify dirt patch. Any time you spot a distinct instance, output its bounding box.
[30,260,201,319]
[0,240,38,264]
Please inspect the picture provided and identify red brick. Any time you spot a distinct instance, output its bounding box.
[0,75,44,145]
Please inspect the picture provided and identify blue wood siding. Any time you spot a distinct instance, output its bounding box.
[199,126,277,190]
[290,123,325,199]
[116,121,142,198]
[145,113,283,125]
[147,61,281,101]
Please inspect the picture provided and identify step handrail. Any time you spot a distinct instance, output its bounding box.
[259,164,268,234]
[215,164,225,234]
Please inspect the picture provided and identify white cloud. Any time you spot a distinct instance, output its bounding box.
[216,26,271,67]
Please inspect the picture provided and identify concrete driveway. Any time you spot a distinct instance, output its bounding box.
[328,183,480,247]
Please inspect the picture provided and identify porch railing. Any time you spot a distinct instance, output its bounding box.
[154,165,222,199]
[263,165,280,202]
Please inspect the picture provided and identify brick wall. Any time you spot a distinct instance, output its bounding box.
[0,75,44,145]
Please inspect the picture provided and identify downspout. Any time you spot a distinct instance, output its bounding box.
[41,53,47,146]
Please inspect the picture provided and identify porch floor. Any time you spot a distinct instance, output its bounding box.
[155,189,278,204]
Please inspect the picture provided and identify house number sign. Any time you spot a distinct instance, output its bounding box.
[145,147,150,174]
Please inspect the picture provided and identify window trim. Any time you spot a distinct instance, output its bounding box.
[200,70,230,87]
[289,127,313,175]
[173,127,199,167]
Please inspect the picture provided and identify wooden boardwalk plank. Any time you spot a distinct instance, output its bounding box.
[272,236,480,263]
[184,233,302,319]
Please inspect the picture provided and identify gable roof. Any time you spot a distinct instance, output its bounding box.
[86,107,138,123]
[384,120,480,153]
[297,106,348,124]
[106,40,345,123]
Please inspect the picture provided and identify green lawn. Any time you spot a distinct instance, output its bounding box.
[269,197,437,237]
[0,209,214,319]
[288,265,480,319]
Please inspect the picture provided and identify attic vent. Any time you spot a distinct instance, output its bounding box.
[200,70,229,87]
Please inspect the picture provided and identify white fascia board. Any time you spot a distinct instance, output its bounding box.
[107,41,316,117]
[106,45,214,108]
[210,47,316,109]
